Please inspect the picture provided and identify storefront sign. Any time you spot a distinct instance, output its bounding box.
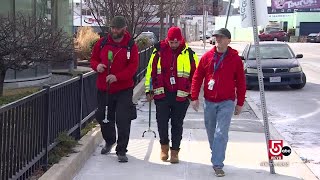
[271,0,320,9]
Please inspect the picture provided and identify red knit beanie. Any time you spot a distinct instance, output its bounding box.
[167,27,183,41]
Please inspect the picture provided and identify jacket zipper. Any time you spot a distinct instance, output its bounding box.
[171,51,175,91]
[215,61,224,99]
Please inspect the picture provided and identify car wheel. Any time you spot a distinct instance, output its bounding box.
[289,73,306,89]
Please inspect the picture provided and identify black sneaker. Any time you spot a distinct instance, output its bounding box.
[101,143,115,154]
[117,154,128,163]
[213,168,225,177]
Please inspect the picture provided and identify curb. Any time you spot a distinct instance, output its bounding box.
[39,79,146,180]
[245,95,318,180]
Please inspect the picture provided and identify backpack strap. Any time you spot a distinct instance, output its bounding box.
[153,42,161,54]
[126,38,135,59]
[187,47,195,64]
[100,36,108,50]
[100,36,135,59]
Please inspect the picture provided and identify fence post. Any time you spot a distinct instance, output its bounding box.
[76,74,84,140]
[42,85,50,171]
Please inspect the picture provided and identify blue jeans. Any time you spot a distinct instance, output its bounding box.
[203,100,235,169]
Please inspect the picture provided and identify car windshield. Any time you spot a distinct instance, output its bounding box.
[308,33,318,37]
[248,44,294,60]
[265,27,280,34]
[140,33,155,39]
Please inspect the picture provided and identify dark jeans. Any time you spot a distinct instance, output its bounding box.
[154,92,190,150]
[95,88,133,155]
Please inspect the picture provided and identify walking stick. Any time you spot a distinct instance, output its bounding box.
[142,80,156,138]
[107,50,113,91]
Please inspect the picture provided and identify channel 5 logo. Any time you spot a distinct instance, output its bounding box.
[269,140,292,160]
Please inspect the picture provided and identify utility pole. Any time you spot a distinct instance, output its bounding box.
[225,0,232,28]
[248,0,275,174]
[80,0,83,27]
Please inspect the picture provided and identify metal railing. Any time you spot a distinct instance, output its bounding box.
[0,46,153,180]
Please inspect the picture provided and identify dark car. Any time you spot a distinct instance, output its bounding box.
[241,42,306,90]
[258,30,289,42]
[306,33,320,43]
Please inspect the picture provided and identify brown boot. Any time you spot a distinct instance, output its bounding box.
[160,144,169,161]
[170,149,179,163]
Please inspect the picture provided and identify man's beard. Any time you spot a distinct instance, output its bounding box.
[111,30,125,40]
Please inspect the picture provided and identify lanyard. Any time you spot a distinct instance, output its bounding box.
[213,50,227,73]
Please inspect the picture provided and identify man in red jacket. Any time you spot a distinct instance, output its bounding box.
[191,28,246,177]
[90,16,139,163]
[145,27,199,163]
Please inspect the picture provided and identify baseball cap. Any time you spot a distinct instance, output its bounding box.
[110,16,127,28]
[213,28,231,39]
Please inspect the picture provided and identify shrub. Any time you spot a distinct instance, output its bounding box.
[74,27,100,60]
[136,36,152,51]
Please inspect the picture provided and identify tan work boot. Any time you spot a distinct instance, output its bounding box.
[160,144,169,161]
[170,149,179,163]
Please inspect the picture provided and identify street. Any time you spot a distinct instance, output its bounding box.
[226,42,320,178]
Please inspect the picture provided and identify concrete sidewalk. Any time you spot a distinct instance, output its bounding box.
[73,93,317,180]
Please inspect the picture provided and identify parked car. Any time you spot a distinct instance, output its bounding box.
[241,42,306,90]
[258,30,289,42]
[209,36,216,45]
[199,34,211,41]
[306,32,320,43]
[136,31,158,45]
[199,32,212,40]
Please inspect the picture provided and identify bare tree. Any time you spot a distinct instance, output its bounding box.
[158,0,188,40]
[0,13,73,96]
[167,0,188,27]
[85,0,160,38]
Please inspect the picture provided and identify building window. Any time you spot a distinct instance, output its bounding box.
[0,0,13,15]
[81,9,92,16]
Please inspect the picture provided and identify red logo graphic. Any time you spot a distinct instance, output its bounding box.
[269,140,283,160]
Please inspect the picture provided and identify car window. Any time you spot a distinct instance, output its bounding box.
[248,44,294,60]
[308,33,318,37]
[265,27,280,34]
[242,44,249,56]
[142,33,154,38]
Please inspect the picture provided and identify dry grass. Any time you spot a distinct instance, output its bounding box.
[0,87,40,106]
[74,27,100,60]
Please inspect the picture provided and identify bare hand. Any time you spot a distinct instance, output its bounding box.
[191,100,199,112]
[106,74,117,84]
[234,105,243,115]
[97,64,106,73]
[146,93,154,102]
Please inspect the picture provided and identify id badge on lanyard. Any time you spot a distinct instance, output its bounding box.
[170,77,176,85]
[208,51,227,90]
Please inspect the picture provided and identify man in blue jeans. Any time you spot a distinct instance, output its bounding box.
[190,28,246,177]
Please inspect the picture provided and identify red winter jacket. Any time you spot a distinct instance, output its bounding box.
[156,40,197,92]
[191,46,246,106]
[90,32,139,94]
